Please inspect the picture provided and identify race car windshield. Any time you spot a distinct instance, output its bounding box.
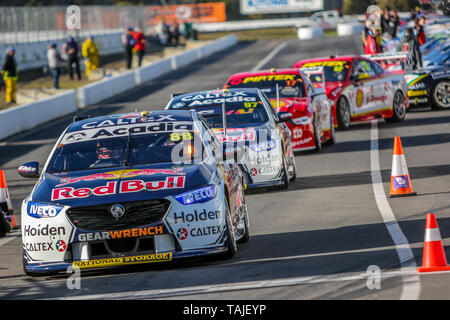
[168,98,270,128]
[196,102,270,128]
[46,131,203,173]
[226,75,306,98]
[299,61,350,82]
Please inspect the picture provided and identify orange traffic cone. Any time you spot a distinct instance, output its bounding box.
[417,213,450,272]
[0,170,16,229]
[389,136,416,198]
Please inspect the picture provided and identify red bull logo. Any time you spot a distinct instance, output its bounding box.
[52,176,186,201]
[56,168,184,187]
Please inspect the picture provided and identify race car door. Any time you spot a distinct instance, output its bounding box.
[348,59,386,118]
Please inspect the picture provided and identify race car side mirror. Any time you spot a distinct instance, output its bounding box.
[18,162,40,178]
[276,111,292,123]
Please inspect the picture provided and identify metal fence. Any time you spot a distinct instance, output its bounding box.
[0,4,226,44]
[0,6,148,44]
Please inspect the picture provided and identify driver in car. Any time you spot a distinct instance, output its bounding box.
[90,140,125,168]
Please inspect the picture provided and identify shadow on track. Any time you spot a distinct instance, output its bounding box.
[7,216,449,300]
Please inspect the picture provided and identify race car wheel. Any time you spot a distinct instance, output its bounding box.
[337,97,351,130]
[224,197,237,258]
[313,115,322,152]
[280,152,290,189]
[431,81,450,110]
[386,91,406,123]
[325,114,336,146]
[289,160,297,183]
[237,205,250,244]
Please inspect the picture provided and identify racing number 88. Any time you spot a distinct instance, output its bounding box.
[170,132,193,141]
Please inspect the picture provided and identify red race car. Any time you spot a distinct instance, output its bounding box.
[224,68,335,152]
[293,55,409,129]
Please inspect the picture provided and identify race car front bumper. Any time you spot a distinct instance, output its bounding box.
[407,89,430,108]
[23,246,228,275]
[22,185,231,275]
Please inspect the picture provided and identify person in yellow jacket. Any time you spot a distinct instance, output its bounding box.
[1,47,17,104]
[81,35,99,78]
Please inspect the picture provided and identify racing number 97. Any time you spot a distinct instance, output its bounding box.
[170,132,193,141]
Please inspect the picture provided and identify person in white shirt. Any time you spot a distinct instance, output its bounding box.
[47,43,65,89]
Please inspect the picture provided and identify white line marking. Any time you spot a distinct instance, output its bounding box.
[58,268,419,300]
[369,120,421,300]
[251,42,288,71]
[0,229,21,247]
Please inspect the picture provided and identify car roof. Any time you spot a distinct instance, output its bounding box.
[227,68,302,80]
[68,110,193,132]
[295,55,362,64]
[172,87,261,101]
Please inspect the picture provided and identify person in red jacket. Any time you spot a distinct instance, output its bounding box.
[364,28,382,54]
[134,28,146,67]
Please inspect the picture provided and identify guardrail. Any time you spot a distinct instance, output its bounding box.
[78,34,237,108]
[0,90,77,141]
[0,35,238,141]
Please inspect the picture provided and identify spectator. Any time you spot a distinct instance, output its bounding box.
[62,35,81,81]
[365,28,382,54]
[399,27,423,71]
[389,9,400,38]
[134,28,146,67]
[170,22,181,46]
[415,16,427,45]
[156,18,169,46]
[81,35,99,78]
[122,27,136,69]
[47,43,65,89]
[1,47,17,104]
[381,7,392,35]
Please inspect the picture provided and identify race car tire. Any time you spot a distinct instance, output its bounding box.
[223,197,237,258]
[0,209,10,237]
[280,152,290,189]
[385,91,406,123]
[325,114,336,146]
[289,161,297,183]
[431,80,450,110]
[336,96,351,130]
[237,206,250,244]
[313,115,322,152]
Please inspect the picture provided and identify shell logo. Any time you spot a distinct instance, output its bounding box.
[356,89,364,108]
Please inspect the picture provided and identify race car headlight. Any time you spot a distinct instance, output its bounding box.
[249,140,276,152]
[174,185,217,205]
[27,201,64,219]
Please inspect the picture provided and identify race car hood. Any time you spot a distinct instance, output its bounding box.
[32,163,213,207]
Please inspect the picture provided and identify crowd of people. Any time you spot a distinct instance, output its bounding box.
[362,6,428,71]
[1,18,197,104]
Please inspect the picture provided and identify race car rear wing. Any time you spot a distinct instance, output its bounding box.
[362,52,408,61]
[363,52,408,73]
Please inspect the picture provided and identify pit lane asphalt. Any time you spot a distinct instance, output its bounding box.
[1,35,449,300]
